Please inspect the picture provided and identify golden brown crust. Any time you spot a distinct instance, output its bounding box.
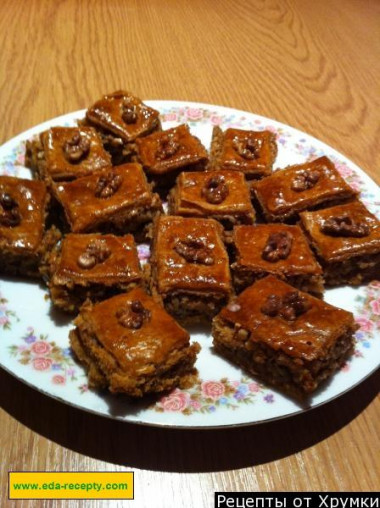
[168,170,255,228]
[231,224,323,295]
[52,163,162,233]
[39,127,111,181]
[217,275,356,361]
[151,215,232,295]
[252,156,357,222]
[209,126,277,179]
[46,233,144,312]
[53,233,142,285]
[71,289,201,396]
[134,124,208,176]
[300,200,380,262]
[86,90,161,142]
[0,176,48,253]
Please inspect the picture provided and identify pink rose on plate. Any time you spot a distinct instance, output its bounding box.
[349,182,361,192]
[190,400,201,410]
[185,108,203,121]
[201,381,225,400]
[31,341,51,355]
[355,317,374,332]
[336,164,352,177]
[248,382,260,393]
[210,114,223,126]
[263,125,277,134]
[370,299,380,315]
[164,112,178,122]
[52,375,65,385]
[32,357,53,371]
[160,389,189,412]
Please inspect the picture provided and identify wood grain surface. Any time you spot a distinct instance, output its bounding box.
[0,0,379,506]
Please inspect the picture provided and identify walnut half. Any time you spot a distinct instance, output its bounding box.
[261,290,311,321]
[116,300,151,330]
[121,99,138,124]
[156,134,180,160]
[77,239,111,269]
[201,175,229,204]
[63,133,90,163]
[174,237,214,265]
[95,171,123,199]
[291,169,320,192]
[262,232,293,262]
[232,137,262,160]
[0,192,21,227]
[320,215,370,238]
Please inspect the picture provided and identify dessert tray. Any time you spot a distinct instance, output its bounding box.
[0,101,379,428]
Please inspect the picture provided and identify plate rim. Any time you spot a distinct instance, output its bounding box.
[0,100,379,429]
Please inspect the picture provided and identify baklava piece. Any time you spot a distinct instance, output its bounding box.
[0,176,57,277]
[52,163,162,236]
[150,215,232,323]
[168,171,255,229]
[300,200,380,286]
[252,156,357,222]
[69,288,201,396]
[46,233,143,312]
[26,127,111,181]
[134,124,209,194]
[231,224,323,296]
[209,127,277,179]
[212,275,357,398]
[83,90,161,164]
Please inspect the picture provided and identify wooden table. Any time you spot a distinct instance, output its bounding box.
[0,1,379,505]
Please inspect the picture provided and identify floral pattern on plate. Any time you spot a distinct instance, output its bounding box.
[153,379,273,415]
[355,281,380,343]
[0,293,18,330]
[8,327,78,385]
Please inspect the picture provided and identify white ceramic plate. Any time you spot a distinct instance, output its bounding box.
[0,101,379,428]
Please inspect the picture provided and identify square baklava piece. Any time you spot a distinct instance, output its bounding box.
[150,215,232,322]
[26,126,111,181]
[0,176,56,277]
[212,275,357,398]
[84,90,161,164]
[300,200,380,286]
[231,224,323,296]
[168,170,255,229]
[46,233,143,312]
[134,124,209,193]
[209,127,277,179]
[69,288,201,396]
[52,163,161,235]
[252,156,357,222]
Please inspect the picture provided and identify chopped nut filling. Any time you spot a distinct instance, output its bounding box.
[291,169,320,192]
[174,237,214,265]
[63,133,90,163]
[77,239,111,269]
[262,231,293,262]
[156,134,180,160]
[95,171,123,199]
[320,215,370,238]
[0,192,21,227]
[232,137,262,160]
[261,290,311,321]
[116,300,151,329]
[201,175,229,204]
